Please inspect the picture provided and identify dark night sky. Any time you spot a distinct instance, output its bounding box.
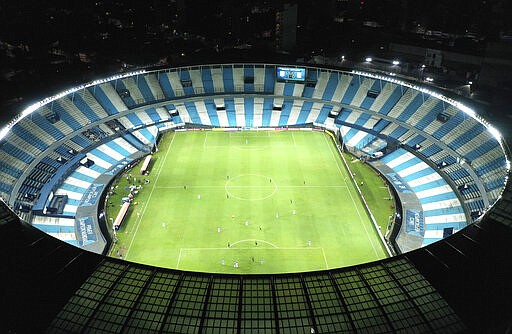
[1,0,512,129]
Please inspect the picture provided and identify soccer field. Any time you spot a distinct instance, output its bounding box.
[109,130,388,274]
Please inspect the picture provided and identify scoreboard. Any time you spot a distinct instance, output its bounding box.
[277,67,306,82]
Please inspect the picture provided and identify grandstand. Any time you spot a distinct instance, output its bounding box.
[0,64,511,332]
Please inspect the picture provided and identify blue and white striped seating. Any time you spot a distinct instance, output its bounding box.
[382,148,467,246]
[0,63,505,253]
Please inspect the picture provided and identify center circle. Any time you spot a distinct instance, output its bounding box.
[225,174,278,201]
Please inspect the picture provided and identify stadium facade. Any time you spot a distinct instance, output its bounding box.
[1,63,511,333]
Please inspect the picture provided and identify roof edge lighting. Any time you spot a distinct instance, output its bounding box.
[0,69,147,141]
[352,69,511,166]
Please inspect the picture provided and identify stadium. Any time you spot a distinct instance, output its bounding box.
[1,63,512,333]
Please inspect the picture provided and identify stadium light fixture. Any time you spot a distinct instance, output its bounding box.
[365,57,372,62]
[425,77,434,82]
[392,60,400,65]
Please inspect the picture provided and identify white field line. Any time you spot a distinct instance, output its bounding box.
[125,202,146,235]
[177,248,183,268]
[177,246,325,268]
[125,132,177,259]
[291,131,297,147]
[229,132,263,138]
[179,247,324,251]
[231,239,279,248]
[155,185,348,189]
[203,132,208,148]
[322,133,379,257]
[321,247,329,269]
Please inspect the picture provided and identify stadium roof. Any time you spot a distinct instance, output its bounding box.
[1,186,512,332]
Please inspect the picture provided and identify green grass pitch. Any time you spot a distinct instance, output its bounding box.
[107,130,390,274]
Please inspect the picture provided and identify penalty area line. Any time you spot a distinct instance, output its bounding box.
[231,239,279,248]
[321,247,329,270]
[155,185,348,189]
[177,248,183,269]
[180,247,324,251]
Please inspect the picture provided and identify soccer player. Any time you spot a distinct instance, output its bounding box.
[308,240,312,247]
[217,227,221,233]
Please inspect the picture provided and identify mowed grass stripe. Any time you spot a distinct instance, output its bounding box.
[124,131,177,259]
[112,130,387,273]
[321,133,379,257]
